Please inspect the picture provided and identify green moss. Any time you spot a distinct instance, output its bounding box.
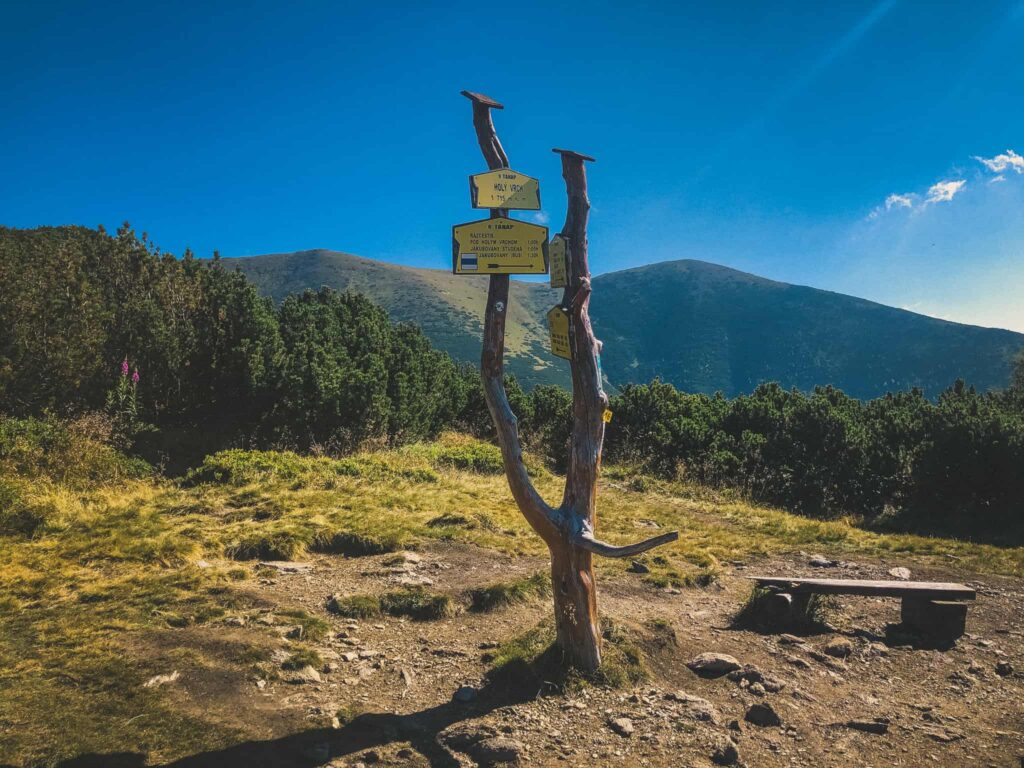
[469,572,549,612]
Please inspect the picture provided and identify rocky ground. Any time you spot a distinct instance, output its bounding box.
[111,544,1024,768]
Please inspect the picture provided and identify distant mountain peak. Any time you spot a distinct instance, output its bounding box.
[228,250,1024,397]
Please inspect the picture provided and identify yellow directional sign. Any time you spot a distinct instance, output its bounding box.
[452,217,548,275]
[549,234,568,288]
[469,169,541,210]
[547,306,571,359]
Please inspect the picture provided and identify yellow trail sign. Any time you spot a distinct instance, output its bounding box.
[469,169,541,210]
[549,234,568,288]
[547,306,571,359]
[452,217,548,275]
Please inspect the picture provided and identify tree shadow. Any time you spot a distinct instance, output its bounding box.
[54,674,539,768]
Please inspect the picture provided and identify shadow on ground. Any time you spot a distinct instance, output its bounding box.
[51,674,536,768]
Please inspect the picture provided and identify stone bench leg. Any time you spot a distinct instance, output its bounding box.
[900,598,968,645]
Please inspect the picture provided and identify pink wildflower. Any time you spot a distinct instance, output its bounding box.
[132,369,140,384]
[121,358,129,377]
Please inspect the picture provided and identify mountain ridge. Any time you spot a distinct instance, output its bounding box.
[226,249,1024,397]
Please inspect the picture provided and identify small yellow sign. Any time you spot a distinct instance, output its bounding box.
[549,234,568,288]
[547,306,571,359]
[469,169,541,210]
[452,217,548,275]
[602,409,613,423]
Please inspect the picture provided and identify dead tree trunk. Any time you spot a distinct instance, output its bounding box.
[463,91,677,672]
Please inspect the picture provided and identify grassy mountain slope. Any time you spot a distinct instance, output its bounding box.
[228,250,1024,397]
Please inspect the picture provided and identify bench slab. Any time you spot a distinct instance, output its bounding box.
[749,576,976,601]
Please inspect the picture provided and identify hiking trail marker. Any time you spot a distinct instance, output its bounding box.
[452,217,548,275]
[456,89,678,673]
[549,234,568,288]
[547,305,571,359]
[470,169,541,210]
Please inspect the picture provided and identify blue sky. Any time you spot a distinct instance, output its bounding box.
[2,1,1023,330]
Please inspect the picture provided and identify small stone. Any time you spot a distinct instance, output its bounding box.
[608,717,634,737]
[223,616,246,627]
[283,625,304,640]
[667,691,720,724]
[255,679,267,690]
[341,651,359,662]
[749,682,766,696]
[995,661,1014,677]
[711,735,740,765]
[143,671,180,688]
[259,560,313,573]
[809,554,838,568]
[888,567,912,580]
[361,749,381,763]
[783,654,812,670]
[285,665,322,684]
[453,685,479,703]
[627,560,651,574]
[687,652,742,678]
[471,737,525,765]
[845,718,890,735]
[779,634,806,645]
[744,702,781,727]
[823,637,853,659]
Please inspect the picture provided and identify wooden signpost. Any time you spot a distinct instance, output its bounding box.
[455,89,678,672]
[452,216,548,274]
[549,234,568,288]
[470,168,541,210]
[547,305,571,359]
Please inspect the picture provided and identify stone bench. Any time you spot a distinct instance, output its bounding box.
[748,576,976,645]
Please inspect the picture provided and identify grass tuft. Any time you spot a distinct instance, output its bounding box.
[469,571,549,612]
[281,646,322,671]
[327,589,454,621]
[732,586,833,634]
[310,529,408,556]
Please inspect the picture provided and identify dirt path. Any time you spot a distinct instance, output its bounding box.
[127,543,1024,768]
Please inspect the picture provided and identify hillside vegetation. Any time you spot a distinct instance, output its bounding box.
[2,225,1023,534]
[228,248,1024,397]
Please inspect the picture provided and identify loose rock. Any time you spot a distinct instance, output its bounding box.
[995,660,1014,677]
[285,665,322,684]
[453,685,479,703]
[608,717,634,737]
[845,718,890,735]
[823,637,854,659]
[744,702,781,727]
[711,735,740,766]
[687,652,742,678]
[888,566,912,580]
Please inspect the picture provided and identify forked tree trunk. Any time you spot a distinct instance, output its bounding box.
[463,91,677,671]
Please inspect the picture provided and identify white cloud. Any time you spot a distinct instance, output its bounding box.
[989,174,1006,184]
[925,179,966,204]
[974,149,1024,174]
[885,193,913,210]
[530,211,550,225]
